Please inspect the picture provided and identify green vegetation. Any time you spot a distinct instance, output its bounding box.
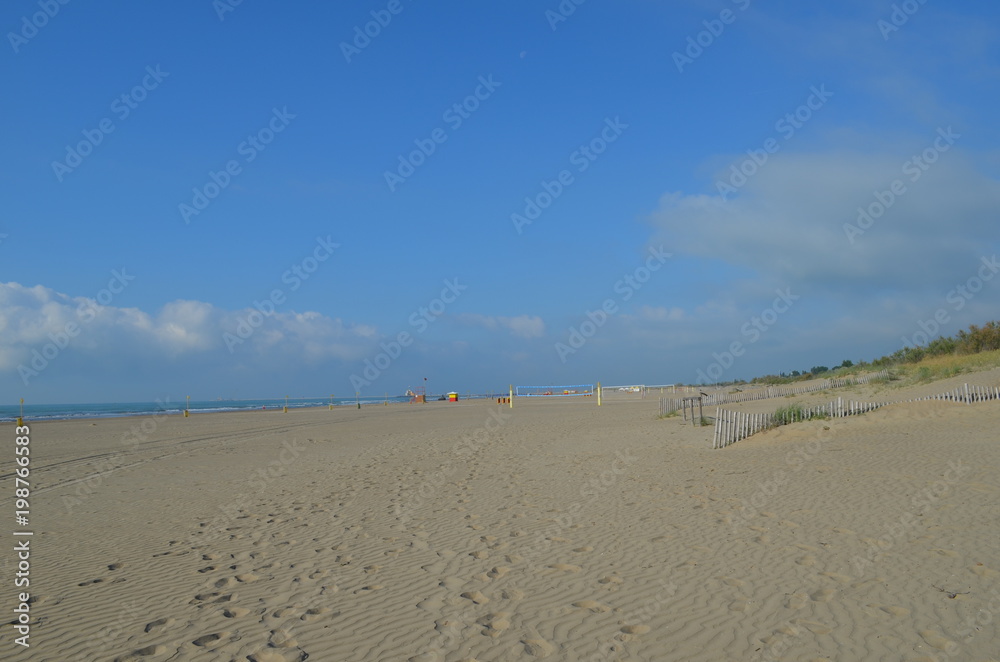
[749,320,999,385]
[771,402,829,427]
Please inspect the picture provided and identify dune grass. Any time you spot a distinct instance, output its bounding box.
[889,349,1000,385]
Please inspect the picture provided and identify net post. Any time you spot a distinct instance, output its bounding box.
[597,381,602,406]
[509,384,513,408]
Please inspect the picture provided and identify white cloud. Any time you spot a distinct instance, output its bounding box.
[0,282,377,372]
[647,149,1000,297]
[633,305,685,322]
[457,313,546,338]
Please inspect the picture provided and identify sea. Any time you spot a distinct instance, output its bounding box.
[1,393,502,423]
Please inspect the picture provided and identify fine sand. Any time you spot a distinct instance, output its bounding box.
[3,377,999,661]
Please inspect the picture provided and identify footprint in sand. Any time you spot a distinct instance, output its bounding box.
[145,617,174,633]
[461,591,490,604]
[113,645,168,661]
[108,562,125,571]
[440,577,465,590]
[478,612,512,637]
[572,600,611,613]
[810,589,836,602]
[785,593,808,610]
[191,632,229,647]
[521,638,555,657]
[621,624,650,635]
[223,607,250,618]
[269,629,298,647]
[300,607,334,622]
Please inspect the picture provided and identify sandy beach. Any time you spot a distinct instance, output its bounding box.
[3,374,999,661]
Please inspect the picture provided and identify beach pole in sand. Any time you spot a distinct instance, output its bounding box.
[597,382,602,406]
[17,398,23,427]
[185,395,190,418]
[284,395,288,413]
[509,385,513,408]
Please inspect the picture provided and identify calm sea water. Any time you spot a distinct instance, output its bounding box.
[0,394,497,423]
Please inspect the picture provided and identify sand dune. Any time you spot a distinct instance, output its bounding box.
[3,380,998,661]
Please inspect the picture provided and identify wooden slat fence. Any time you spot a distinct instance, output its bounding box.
[710,383,1000,449]
[659,369,891,416]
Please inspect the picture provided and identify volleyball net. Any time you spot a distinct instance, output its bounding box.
[514,384,595,397]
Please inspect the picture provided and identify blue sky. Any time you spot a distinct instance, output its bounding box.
[2,0,999,403]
